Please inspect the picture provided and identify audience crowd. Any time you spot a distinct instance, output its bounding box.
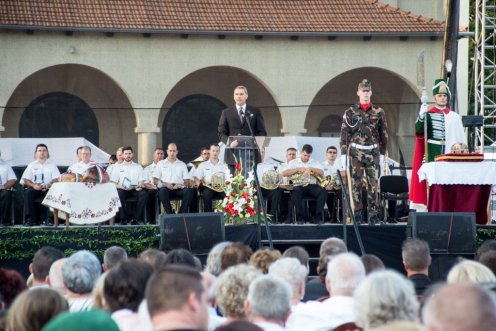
[1,237,496,331]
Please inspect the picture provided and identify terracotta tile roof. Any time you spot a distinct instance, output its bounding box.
[0,0,444,35]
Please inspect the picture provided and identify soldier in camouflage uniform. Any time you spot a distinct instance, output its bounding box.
[340,79,388,225]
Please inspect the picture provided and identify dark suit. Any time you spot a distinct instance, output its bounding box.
[218,105,267,173]
[218,105,267,144]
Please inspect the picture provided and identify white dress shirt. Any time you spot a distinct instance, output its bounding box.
[255,321,286,331]
[323,159,344,177]
[286,158,323,185]
[110,161,143,186]
[286,296,355,331]
[0,160,17,185]
[68,161,92,175]
[21,159,60,185]
[195,160,229,184]
[143,162,159,184]
[153,158,190,184]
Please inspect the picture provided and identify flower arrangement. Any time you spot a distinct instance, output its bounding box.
[220,162,257,224]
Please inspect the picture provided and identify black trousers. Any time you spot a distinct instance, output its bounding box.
[117,189,148,222]
[145,189,158,223]
[261,188,283,222]
[291,184,328,221]
[0,189,12,223]
[326,189,342,223]
[24,188,48,225]
[201,188,225,212]
[158,187,195,214]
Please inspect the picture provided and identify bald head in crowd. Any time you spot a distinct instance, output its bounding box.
[422,283,496,331]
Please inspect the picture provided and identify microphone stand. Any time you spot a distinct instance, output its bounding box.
[243,113,273,249]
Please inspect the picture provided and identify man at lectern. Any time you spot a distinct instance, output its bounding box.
[218,85,267,175]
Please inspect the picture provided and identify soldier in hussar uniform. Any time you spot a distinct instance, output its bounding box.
[409,79,466,209]
[340,79,388,225]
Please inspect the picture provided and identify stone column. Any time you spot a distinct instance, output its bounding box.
[134,108,161,165]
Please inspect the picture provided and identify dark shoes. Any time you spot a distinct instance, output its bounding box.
[368,214,385,226]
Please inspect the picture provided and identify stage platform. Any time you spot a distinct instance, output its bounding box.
[1,223,494,280]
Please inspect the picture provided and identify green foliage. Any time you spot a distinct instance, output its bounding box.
[477,228,496,247]
[0,226,160,261]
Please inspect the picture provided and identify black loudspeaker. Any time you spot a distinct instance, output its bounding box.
[408,212,476,281]
[407,212,476,254]
[159,212,225,254]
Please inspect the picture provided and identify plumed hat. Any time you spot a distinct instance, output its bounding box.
[432,79,451,100]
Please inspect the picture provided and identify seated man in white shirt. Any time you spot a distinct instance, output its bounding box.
[110,146,147,225]
[21,143,61,226]
[278,147,297,223]
[282,144,328,224]
[153,143,195,215]
[195,144,229,213]
[143,148,165,223]
[106,146,124,178]
[257,148,283,223]
[322,146,345,223]
[68,146,93,175]
[0,149,17,226]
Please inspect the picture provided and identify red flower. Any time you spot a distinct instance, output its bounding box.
[225,181,230,185]
[235,163,241,172]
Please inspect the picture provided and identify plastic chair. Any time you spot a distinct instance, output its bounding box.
[379,175,409,222]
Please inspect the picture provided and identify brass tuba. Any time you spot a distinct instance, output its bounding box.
[261,169,281,190]
[201,172,226,192]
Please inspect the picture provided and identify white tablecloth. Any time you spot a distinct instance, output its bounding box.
[418,161,496,185]
[42,182,121,225]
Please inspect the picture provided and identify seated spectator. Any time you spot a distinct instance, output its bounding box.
[287,253,365,331]
[360,254,385,275]
[48,258,68,295]
[102,246,128,271]
[41,309,119,331]
[164,248,197,268]
[214,320,263,331]
[6,288,68,331]
[205,242,232,277]
[446,259,496,284]
[401,238,432,296]
[138,248,167,272]
[245,275,292,330]
[0,268,27,309]
[21,143,61,226]
[354,270,419,330]
[145,265,209,331]
[304,237,347,302]
[216,264,262,322]
[249,248,281,274]
[29,246,64,289]
[422,283,496,331]
[220,242,253,272]
[62,250,101,312]
[478,250,496,276]
[269,257,308,305]
[282,246,310,268]
[201,271,226,331]
[103,259,154,331]
[475,239,496,261]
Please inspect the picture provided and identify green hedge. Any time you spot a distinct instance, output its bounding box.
[0,226,160,261]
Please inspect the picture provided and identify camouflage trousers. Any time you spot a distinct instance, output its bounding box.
[349,147,380,216]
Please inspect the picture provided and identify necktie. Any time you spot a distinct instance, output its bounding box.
[239,107,244,123]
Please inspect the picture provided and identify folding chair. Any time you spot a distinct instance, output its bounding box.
[379,175,409,223]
